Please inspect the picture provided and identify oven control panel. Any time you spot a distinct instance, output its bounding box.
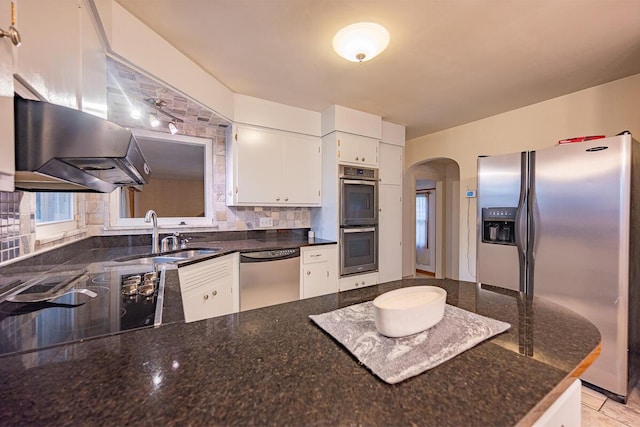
[340,165,378,180]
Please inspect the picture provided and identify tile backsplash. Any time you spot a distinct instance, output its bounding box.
[0,192,21,262]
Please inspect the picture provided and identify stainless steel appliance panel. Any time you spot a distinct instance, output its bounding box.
[532,135,631,396]
[239,249,300,311]
[339,166,378,226]
[340,227,378,276]
[477,151,526,292]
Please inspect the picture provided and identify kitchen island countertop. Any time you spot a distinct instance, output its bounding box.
[0,272,600,426]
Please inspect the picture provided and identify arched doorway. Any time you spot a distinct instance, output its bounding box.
[403,158,461,279]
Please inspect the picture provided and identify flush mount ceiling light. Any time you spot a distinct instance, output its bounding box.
[332,22,390,62]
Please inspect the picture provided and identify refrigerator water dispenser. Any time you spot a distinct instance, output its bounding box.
[482,207,516,245]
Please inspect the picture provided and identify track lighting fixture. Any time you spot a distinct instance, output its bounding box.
[168,121,178,135]
[130,107,141,120]
[149,113,160,128]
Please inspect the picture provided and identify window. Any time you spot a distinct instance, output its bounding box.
[36,192,76,237]
[416,192,429,249]
[109,129,214,227]
[36,193,73,224]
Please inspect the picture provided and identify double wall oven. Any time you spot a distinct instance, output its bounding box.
[339,165,378,276]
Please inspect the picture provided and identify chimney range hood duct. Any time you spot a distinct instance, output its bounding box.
[14,97,152,193]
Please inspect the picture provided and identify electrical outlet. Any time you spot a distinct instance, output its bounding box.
[465,190,476,198]
[259,217,273,227]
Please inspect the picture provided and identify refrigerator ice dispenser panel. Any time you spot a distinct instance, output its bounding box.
[482,207,517,245]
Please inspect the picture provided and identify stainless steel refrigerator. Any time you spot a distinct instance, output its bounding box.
[476,133,640,402]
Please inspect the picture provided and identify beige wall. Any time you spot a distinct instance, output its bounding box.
[404,73,640,281]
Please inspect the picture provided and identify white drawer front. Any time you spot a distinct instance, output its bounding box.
[303,249,328,264]
[339,272,378,291]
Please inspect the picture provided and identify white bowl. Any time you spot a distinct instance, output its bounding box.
[373,286,447,338]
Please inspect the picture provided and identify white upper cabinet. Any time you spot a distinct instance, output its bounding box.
[0,0,105,191]
[321,105,381,139]
[14,0,81,108]
[226,125,322,207]
[335,132,379,168]
[381,120,406,147]
[282,133,322,205]
[0,0,14,191]
[379,143,403,185]
[79,1,107,118]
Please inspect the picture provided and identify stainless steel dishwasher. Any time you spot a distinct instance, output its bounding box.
[239,248,300,311]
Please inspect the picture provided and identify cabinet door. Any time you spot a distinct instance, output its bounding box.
[379,143,403,186]
[378,185,403,283]
[0,0,14,191]
[80,2,107,118]
[178,253,239,323]
[300,245,338,298]
[337,133,378,167]
[15,0,80,108]
[302,262,330,298]
[282,134,321,205]
[235,126,282,204]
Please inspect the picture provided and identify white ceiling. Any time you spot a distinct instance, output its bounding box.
[115,0,640,140]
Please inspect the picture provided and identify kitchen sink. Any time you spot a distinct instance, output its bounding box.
[168,248,220,258]
[115,248,221,264]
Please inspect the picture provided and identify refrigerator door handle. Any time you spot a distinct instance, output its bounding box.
[515,152,528,293]
[526,151,537,295]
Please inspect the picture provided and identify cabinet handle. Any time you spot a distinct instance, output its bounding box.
[362,157,365,162]
[203,294,209,300]
[355,156,359,161]
[212,290,217,296]
[276,197,280,201]
[307,270,311,275]
[284,197,289,201]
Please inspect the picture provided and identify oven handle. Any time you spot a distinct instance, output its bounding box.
[341,179,376,186]
[342,227,376,233]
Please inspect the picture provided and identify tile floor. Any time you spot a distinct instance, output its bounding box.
[581,383,640,426]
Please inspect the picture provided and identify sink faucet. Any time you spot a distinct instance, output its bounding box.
[161,233,179,252]
[144,210,159,253]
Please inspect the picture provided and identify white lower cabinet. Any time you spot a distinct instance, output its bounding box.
[300,245,338,298]
[178,253,239,323]
[339,272,378,291]
[532,378,581,427]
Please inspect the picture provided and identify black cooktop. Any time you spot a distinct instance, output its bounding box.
[0,267,163,357]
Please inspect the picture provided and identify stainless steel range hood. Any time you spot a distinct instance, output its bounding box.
[14,97,152,193]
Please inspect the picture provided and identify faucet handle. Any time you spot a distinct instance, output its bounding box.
[180,238,189,249]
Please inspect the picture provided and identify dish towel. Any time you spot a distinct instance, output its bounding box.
[309,302,510,384]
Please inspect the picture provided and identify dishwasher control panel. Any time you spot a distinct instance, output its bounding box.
[240,248,300,262]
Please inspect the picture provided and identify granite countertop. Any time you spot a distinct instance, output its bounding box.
[0,271,600,426]
[0,229,335,292]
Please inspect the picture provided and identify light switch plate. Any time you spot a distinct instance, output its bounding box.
[465,190,476,198]
[259,217,273,227]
